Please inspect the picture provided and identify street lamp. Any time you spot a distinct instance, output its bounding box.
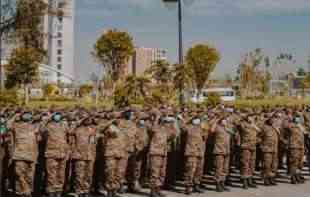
[162,0,184,65]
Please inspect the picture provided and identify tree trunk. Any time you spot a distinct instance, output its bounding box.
[24,84,30,105]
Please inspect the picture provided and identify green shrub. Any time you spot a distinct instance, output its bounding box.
[0,90,19,104]
[204,92,221,106]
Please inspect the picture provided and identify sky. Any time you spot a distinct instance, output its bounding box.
[74,0,310,82]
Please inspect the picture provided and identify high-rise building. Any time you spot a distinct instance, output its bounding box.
[44,0,75,84]
[127,47,168,75]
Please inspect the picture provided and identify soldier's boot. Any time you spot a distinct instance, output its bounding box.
[295,174,304,184]
[264,178,271,186]
[185,187,193,195]
[220,181,230,192]
[118,184,126,194]
[157,190,166,197]
[216,182,224,192]
[193,185,204,193]
[248,178,257,188]
[127,181,142,193]
[56,192,62,197]
[269,177,278,186]
[291,175,297,184]
[47,193,56,197]
[107,191,114,197]
[242,179,248,189]
[150,190,160,197]
[298,174,305,184]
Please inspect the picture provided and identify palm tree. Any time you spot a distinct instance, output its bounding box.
[172,63,191,104]
[123,75,151,103]
[145,60,172,85]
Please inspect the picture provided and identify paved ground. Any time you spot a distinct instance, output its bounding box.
[123,169,310,197]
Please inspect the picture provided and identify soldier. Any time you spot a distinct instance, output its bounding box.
[148,111,175,197]
[183,115,206,195]
[285,114,305,184]
[127,112,150,193]
[237,114,259,189]
[8,112,40,197]
[213,117,231,193]
[42,112,71,197]
[102,112,127,197]
[260,117,279,186]
[117,109,138,194]
[70,115,97,197]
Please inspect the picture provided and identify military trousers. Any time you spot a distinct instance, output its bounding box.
[289,148,304,176]
[214,154,230,182]
[119,153,130,186]
[240,149,256,179]
[127,152,144,186]
[45,158,67,193]
[104,157,123,191]
[73,160,95,194]
[149,155,167,190]
[184,156,204,187]
[14,160,35,195]
[262,152,278,178]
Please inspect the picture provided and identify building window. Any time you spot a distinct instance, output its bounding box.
[57,32,62,38]
[57,24,63,31]
[57,57,62,62]
[57,64,62,70]
[57,49,62,55]
[57,73,61,77]
[58,17,63,23]
[57,40,62,47]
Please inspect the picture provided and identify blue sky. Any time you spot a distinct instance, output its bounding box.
[75,0,310,81]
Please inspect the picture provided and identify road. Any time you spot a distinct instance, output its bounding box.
[122,168,310,197]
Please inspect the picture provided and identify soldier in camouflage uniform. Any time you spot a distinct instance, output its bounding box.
[183,116,206,195]
[213,117,231,193]
[9,112,40,197]
[70,115,97,197]
[127,112,150,193]
[42,112,71,197]
[148,111,175,197]
[285,114,305,184]
[102,112,127,197]
[237,114,258,189]
[260,117,279,186]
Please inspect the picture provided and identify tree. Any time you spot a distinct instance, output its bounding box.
[93,29,134,83]
[172,63,191,105]
[145,60,173,85]
[297,67,306,76]
[186,44,220,96]
[79,84,93,97]
[43,84,60,100]
[5,47,43,104]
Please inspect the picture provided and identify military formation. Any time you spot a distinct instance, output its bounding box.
[0,105,309,197]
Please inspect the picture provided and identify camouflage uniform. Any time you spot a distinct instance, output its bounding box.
[238,122,257,180]
[10,121,40,196]
[71,125,97,195]
[286,122,305,181]
[103,122,127,193]
[213,124,231,186]
[43,121,70,194]
[149,122,175,196]
[260,124,279,183]
[183,124,206,191]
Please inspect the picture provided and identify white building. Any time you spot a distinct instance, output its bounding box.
[44,0,75,84]
[127,47,168,75]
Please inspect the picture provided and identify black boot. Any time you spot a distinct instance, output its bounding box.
[221,181,230,192]
[248,178,257,188]
[291,175,297,184]
[193,185,204,193]
[225,178,233,186]
[269,177,277,186]
[157,190,166,197]
[128,181,142,193]
[216,182,224,192]
[264,178,271,186]
[297,174,305,184]
[118,184,125,194]
[242,179,248,189]
[107,191,115,197]
[185,187,192,195]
